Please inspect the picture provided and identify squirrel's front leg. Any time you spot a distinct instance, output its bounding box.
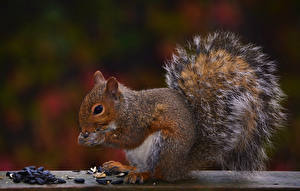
[103,161,136,172]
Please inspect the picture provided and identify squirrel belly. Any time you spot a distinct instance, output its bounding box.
[125,131,162,173]
[78,31,285,182]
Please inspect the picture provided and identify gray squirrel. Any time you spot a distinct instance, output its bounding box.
[78,31,285,183]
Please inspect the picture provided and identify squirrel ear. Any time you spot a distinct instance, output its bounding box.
[94,70,105,84]
[105,77,119,98]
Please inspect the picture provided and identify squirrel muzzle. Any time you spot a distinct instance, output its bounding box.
[78,121,118,147]
[78,131,105,146]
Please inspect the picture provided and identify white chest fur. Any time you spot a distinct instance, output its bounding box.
[107,121,117,131]
[125,131,162,172]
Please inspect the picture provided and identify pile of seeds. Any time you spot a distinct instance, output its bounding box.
[6,166,66,185]
[87,166,127,185]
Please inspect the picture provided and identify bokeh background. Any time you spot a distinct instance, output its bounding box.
[1,0,299,171]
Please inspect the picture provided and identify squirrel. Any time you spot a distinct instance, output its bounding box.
[78,31,285,183]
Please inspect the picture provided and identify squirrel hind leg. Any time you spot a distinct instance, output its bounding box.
[222,144,267,171]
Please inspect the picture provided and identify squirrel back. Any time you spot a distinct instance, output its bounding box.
[165,31,285,170]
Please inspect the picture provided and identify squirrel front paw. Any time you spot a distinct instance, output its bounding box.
[103,161,136,173]
[124,172,150,184]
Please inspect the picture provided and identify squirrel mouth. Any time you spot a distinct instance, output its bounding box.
[97,125,109,132]
[78,131,105,146]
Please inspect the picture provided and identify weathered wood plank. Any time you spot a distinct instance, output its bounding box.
[1,171,300,190]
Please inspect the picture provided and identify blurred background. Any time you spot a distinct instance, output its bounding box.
[0,0,299,171]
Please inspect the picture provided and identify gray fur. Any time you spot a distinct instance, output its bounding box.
[126,131,163,172]
[79,31,286,182]
[165,31,286,171]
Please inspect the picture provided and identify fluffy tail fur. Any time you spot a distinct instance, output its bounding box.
[165,31,285,170]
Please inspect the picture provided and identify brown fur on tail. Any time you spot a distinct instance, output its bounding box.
[165,31,285,170]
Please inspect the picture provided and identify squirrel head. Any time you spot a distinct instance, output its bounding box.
[78,70,122,147]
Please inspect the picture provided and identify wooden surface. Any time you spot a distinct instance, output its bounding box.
[1,170,300,190]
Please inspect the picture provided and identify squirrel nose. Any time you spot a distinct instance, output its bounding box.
[82,131,90,138]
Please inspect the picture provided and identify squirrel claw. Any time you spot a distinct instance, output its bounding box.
[124,172,146,184]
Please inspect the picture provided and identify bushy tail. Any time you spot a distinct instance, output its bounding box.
[165,31,285,170]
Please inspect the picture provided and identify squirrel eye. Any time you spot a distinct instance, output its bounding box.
[93,105,104,115]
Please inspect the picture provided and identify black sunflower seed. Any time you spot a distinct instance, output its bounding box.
[111,179,124,184]
[97,166,104,172]
[17,170,27,175]
[74,178,85,184]
[96,179,108,185]
[6,172,11,177]
[57,178,66,184]
[36,177,46,185]
[29,179,36,184]
[37,167,44,172]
